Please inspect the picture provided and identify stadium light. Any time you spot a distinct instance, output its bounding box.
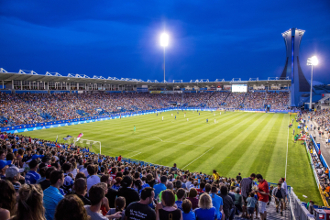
[160,33,169,83]
[307,56,319,110]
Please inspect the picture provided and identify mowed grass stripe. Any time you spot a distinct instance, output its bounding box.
[227,114,280,178]
[148,113,262,163]
[247,114,282,176]
[264,114,288,181]
[212,114,275,177]
[286,114,322,204]
[186,113,266,172]
[101,112,246,165]
[194,113,269,174]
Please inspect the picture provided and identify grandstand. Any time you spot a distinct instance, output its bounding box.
[0,68,327,220]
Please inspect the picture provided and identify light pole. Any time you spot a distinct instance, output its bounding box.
[160,33,169,83]
[307,56,319,110]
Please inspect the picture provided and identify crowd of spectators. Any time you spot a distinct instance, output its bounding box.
[0,131,290,220]
[304,109,330,136]
[0,91,290,127]
[243,92,266,109]
[264,92,289,110]
[225,93,246,108]
[306,136,330,205]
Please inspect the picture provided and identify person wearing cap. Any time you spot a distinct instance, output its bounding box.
[6,166,21,192]
[0,160,11,179]
[25,159,41,184]
[118,175,140,208]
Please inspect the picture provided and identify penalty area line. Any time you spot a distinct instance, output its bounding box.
[130,152,142,158]
[181,147,214,170]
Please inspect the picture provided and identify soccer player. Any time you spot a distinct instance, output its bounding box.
[187,118,189,122]
[214,119,216,123]
[220,112,221,115]
[206,119,208,123]
[199,112,200,116]
[134,125,136,132]
[175,115,176,120]
[184,114,186,118]
[162,116,164,121]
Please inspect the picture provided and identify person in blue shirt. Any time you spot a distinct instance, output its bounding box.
[44,170,64,220]
[25,159,41,184]
[62,162,74,194]
[153,175,167,199]
[210,186,223,219]
[194,193,219,220]
[175,188,186,211]
[182,200,196,220]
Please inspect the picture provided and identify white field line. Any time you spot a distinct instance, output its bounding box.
[285,116,290,179]
[130,152,142,158]
[181,147,214,169]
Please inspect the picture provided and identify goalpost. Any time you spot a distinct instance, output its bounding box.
[76,138,102,154]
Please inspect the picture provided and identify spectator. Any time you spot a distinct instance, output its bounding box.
[234,188,242,215]
[246,192,257,219]
[156,190,182,220]
[170,163,178,173]
[43,170,65,220]
[5,166,22,192]
[101,174,118,208]
[0,179,16,219]
[25,159,41,184]
[125,187,156,220]
[154,175,167,199]
[11,184,45,220]
[0,159,10,179]
[240,173,255,217]
[85,184,122,220]
[272,183,286,216]
[182,200,195,220]
[187,188,199,210]
[55,194,89,220]
[106,197,126,220]
[74,178,91,205]
[218,186,234,220]
[87,164,100,193]
[194,193,218,220]
[118,175,140,208]
[256,174,269,220]
[40,167,56,191]
[210,185,223,220]
[175,188,186,211]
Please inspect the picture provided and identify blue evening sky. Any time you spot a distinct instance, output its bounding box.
[0,0,329,83]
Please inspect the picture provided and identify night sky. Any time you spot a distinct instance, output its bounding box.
[0,0,329,83]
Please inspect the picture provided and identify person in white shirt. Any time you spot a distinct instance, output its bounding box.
[86,164,100,194]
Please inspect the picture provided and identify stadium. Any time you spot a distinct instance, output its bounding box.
[0,2,330,220]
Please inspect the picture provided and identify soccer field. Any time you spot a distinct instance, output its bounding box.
[22,110,321,204]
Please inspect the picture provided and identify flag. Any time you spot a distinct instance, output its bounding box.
[55,135,58,143]
[76,133,83,141]
[63,135,73,141]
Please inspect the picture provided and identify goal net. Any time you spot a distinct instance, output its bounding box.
[76,139,102,154]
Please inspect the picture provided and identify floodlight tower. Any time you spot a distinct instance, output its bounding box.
[160,33,169,83]
[307,56,319,110]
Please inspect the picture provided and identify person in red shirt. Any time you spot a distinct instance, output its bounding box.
[256,174,269,220]
[118,155,122,162]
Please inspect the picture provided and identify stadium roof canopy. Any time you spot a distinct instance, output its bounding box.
[0,68,291,87]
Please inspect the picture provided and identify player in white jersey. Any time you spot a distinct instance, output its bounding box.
[187,118,189,122]
[162,116,164,121]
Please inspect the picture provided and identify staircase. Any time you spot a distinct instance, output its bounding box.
[234,200,291,220]
[262,92,268,108]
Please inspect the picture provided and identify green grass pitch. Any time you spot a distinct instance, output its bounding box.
[21,110,321,204]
